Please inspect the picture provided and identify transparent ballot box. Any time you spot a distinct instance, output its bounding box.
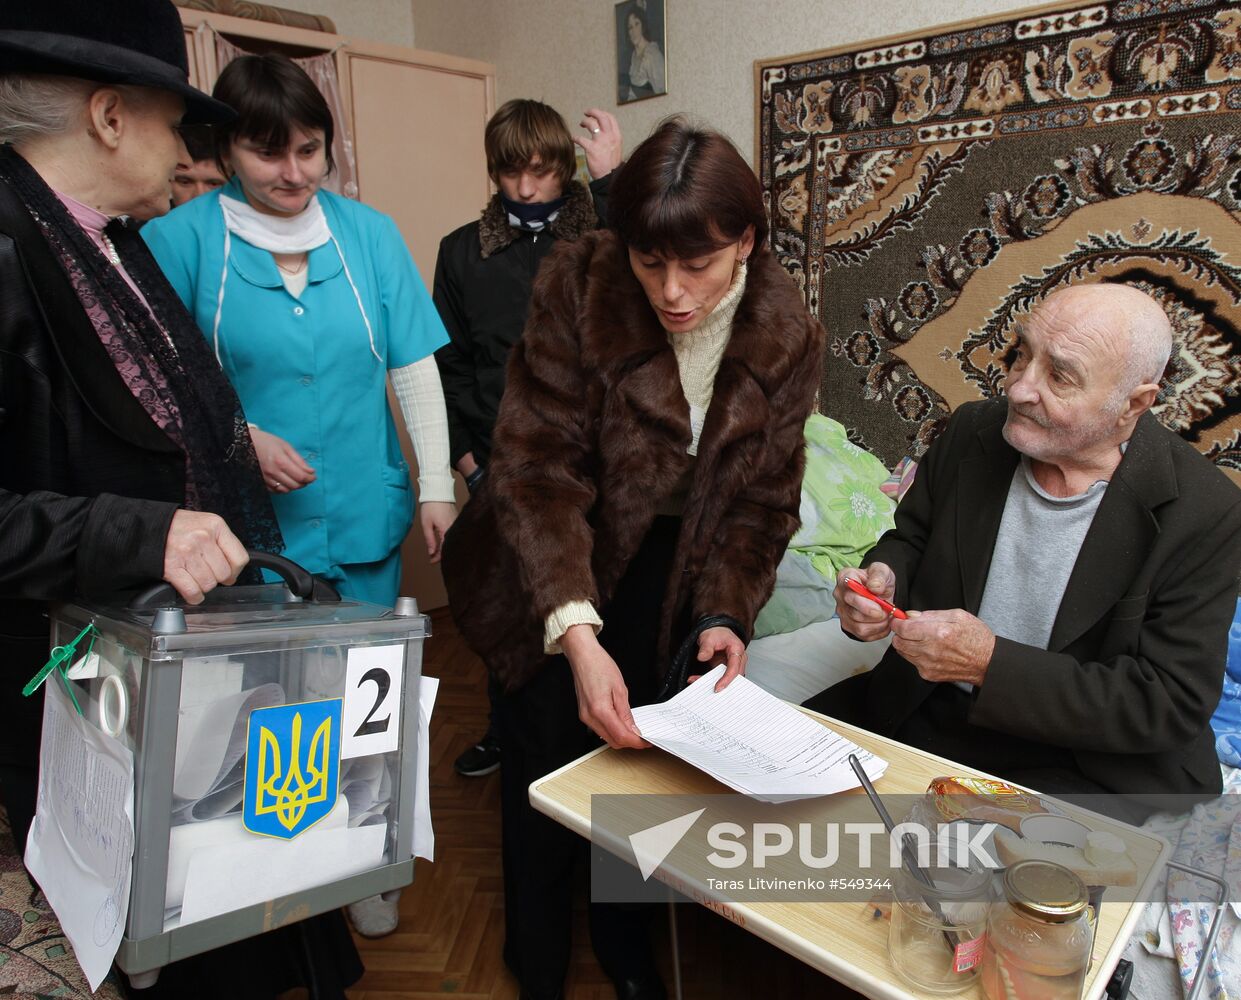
[46,559,426,982]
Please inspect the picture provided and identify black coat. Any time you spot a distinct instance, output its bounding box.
[0,177,182,767]
[0,176,360,1000]
[826,398,1241,801]
[432,176,608,468]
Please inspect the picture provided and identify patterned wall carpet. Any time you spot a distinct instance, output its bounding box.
[758,0,1241,485]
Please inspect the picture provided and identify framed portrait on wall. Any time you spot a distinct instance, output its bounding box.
[615,0,666,104]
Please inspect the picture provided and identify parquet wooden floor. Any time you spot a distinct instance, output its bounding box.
[342,609,863,1000]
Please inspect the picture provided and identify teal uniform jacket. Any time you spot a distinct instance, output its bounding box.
[143,180,448,580]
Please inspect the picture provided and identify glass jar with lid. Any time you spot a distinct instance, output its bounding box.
[981,859,1092,1000]
[888,839,992,994]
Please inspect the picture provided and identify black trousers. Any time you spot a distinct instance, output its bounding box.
[496,517,685,998]
[0,630,51,852]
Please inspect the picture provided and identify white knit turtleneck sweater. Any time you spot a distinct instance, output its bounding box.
[543,262,749,654]
[666,261,747,455]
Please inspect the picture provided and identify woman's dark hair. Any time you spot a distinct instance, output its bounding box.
[627,7,649,42]
[609,118,768,259]
[211,54,334,173]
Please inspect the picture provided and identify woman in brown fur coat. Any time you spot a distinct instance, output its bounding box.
[441,119,824,1000]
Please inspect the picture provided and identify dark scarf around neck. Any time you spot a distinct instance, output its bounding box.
[0,146,283,561]
[500,192,567,230]
[479,179,598,259]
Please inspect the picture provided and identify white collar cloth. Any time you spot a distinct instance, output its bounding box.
[212,190,381,363]
[219,192,332,254]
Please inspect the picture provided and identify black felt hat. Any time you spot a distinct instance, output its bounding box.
[0,0,234,124]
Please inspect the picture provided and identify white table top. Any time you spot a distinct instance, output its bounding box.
[530,706,1170,1000]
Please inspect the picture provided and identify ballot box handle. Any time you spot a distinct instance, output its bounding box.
[128,550,342,609]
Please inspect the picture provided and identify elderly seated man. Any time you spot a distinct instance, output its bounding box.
[805,282,1241,814]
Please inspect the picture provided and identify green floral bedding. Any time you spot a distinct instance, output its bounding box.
[753,414,896,638]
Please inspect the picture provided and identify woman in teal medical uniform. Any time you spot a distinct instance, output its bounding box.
[144,54,456,606]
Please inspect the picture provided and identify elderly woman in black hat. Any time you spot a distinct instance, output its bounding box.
[0,1,361,996]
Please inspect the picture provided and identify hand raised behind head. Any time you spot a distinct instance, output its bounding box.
[573,108,623,179]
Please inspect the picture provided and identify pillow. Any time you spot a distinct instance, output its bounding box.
[1210,597,1241,767]
[753,414,896,638]
[881,455,919,503]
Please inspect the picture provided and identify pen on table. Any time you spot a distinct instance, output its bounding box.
[847,753,929,887]
[848,754,960,950]
[844,577,908,620]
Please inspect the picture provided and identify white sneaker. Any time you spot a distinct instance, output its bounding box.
[347,891,400,938]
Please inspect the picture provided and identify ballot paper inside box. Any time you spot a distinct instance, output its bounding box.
[45,575,427,979]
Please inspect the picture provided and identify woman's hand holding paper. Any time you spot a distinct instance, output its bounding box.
[562,624,649,750]
[690,625,747,692]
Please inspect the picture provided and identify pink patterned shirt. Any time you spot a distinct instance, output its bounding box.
[54,189,156,318]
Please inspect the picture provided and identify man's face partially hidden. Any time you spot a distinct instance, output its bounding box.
[171,158,227,207]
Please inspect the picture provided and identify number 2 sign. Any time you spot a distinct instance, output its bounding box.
[341,643,404,759]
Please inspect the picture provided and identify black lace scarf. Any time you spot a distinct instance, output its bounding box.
[0,145,283,559]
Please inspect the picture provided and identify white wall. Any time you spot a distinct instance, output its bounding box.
[273,0,415,46]
[411,0,1042,163]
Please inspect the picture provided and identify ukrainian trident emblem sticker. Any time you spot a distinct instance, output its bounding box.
[244,699,341,840]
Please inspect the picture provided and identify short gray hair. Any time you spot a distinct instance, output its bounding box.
[1102,287,1173,415]
[0,73,95,146]
[1121,294,1174,389]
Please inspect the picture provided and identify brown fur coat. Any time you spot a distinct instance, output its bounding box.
[441,230,825,691]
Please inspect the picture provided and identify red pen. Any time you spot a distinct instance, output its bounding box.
[844,577,909,620]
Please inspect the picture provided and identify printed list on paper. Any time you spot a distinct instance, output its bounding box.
[631,665,886,801]
[25,677,135,991]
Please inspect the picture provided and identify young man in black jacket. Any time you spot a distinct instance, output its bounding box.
[433,99,621,776]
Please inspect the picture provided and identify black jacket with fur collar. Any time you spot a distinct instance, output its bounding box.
[432,176,608,468]
[442,231,825,691]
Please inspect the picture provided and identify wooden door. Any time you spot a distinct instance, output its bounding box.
[343,43,495,610]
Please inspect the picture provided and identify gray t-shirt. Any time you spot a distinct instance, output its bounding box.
[957,457,1108,691]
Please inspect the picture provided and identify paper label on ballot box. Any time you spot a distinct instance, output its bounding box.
[342,643,404,759]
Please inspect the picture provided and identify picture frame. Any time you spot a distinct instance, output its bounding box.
[615,0,666,105]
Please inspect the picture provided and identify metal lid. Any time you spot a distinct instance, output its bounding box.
[1003,859,1088,922]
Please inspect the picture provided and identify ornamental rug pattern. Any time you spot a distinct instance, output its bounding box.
[758,0,1241,485]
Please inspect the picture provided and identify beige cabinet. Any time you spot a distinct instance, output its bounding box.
[178,9,494,609]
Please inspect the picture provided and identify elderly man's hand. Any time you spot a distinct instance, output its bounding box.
[834,563,899,641]
[889,609,995,686]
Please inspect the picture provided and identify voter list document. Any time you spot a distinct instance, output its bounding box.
[631,665,886,801]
